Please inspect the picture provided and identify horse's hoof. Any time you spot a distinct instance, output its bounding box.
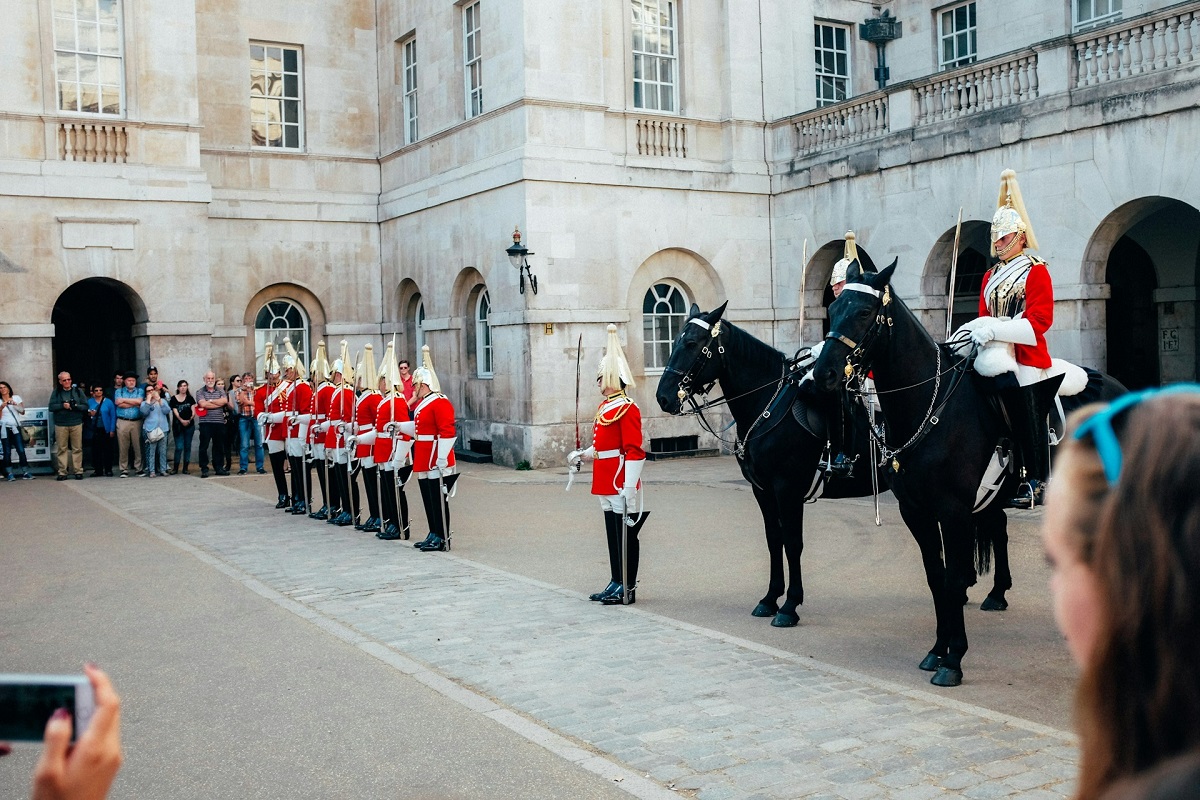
[980,595,1009,612]
[918,653,943,672]
[751,602,778,618]
[930,666,963,687]
[770,612,799,628]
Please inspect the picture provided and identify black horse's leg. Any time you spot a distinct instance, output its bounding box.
[772,479,804,628]
[930,505,975,687]
[979,506,1011,611]
[899,501,950,672]
[750,483,783,618]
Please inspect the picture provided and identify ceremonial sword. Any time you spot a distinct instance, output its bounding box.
[566,334,582,491]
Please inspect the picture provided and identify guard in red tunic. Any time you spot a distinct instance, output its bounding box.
[961,168,1060,508]
[568,325,647,605]
[374,342,414,541]
[348,344,383,532]
[300,341,334,519]
[325,341,357,526]
[400,346,457,553]
[254,343,291,509]
[282,342,314,515]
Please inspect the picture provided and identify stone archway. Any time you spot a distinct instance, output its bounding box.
[1084,197,1200,386]
[51,278,148,389]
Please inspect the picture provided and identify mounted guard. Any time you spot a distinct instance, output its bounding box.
[568,324,648,606]
[958,168,1070,509]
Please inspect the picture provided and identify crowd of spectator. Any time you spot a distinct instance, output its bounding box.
[2,366,270,481]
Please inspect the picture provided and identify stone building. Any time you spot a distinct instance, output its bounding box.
[1,0,1197,466]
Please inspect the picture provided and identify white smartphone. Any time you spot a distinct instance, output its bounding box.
[0,674,95,743]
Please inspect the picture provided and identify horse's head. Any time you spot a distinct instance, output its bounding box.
[655,301,729,415]
[813,259,898,392]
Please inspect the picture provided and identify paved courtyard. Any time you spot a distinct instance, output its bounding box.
[1,457,1079,799]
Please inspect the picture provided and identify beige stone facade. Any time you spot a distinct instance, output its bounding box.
[2,0,1197,466]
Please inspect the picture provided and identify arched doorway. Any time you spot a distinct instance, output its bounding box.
[1087,197,1200,388]
[51,278,147,388]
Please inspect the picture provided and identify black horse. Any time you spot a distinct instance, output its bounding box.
[812,260,1125,686]
[654,301,1010,629]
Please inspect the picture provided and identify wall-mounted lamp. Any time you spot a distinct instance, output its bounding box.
[505,226,538,295]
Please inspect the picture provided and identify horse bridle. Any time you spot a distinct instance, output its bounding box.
[664,317,726,408]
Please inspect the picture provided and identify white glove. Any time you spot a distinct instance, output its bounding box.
[622,458,644,506]
[436,436,457,470]
[567,446,595,465]
[256,413,269,426]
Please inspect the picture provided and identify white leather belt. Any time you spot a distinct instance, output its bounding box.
[596,449,621,459]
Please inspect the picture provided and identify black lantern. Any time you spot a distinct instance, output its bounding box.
[505,226,538,294]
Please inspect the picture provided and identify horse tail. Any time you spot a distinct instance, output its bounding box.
[973,517,994,577]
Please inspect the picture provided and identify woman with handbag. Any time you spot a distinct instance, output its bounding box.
[169,380,196,474]
[0,381,33,481]
[141,386,171,477]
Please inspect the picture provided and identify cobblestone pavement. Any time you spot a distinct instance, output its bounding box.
[70,468,1078,800]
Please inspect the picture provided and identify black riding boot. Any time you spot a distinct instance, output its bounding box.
[589,510,622,601]
[269,450,289,508]
[999,375,1063,509]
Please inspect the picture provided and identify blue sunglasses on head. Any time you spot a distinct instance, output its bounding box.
[1073,383,1200,486]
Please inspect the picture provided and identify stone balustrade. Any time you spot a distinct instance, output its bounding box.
[1072,4,1200,86]
[635,117,688,158]
[57,121,128,163]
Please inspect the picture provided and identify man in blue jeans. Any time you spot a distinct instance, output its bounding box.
[236,371,265,474]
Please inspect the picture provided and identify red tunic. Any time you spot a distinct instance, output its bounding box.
[324,385,355,449]
[256,382,287,443]
[373,394,412,465]
[412,393,456,474]
[286,381,313,441]
[354,391,382,460]
[978,259,1053,369]
[307,382,335,445]
[590,393,645,496]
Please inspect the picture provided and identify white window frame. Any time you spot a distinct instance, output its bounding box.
[52,0,125,116]
[475,289,493,378]
[254,299,310,371]
[631,0,679,114]
[402,36,419,145]
[814,22,851,108]
[250,43,304,150]
[1073,0,1122,31]
[463,1,483,119]
[642,282,689,374]
[937,2,977,70]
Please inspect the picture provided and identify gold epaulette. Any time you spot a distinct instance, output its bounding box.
[594,392,634,426]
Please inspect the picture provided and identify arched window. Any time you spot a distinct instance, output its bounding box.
[643,282,687,372]
[410,296,426,363]
[255,299,309,369]
[475,289,493,378]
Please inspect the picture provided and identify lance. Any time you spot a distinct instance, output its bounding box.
[566,333,582,491]
[945,207,963,340]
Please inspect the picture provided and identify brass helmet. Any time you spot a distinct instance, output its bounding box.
[990,168,1039,255]
[261,341,281,379]
[830,230,858,286]
[598,324,635,390]
[310,340,331,383]
[411,345,441,393]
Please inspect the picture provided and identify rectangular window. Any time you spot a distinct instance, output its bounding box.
[814,23,850,108]
[402,37,418,144]
[52,0,124,115]
[250,43,303,149]
[463,2,483,118]
[938,2,977,70]
[1074,0,1122,31]
[632,0,678,113]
